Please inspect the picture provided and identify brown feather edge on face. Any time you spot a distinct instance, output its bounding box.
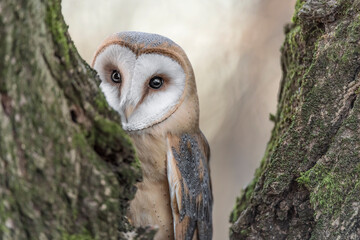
[92,37,197,132]
[102,63,124,95]
[136,73,170,110]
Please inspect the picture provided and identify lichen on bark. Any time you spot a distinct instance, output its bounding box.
[0,0,152,239]
[231,0,360,239]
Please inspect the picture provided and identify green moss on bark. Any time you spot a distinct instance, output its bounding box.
[231,0,360,239]
[62,231,95,240]
[0,0,143,239]
[292,0,305,23]
[45,0,70,66]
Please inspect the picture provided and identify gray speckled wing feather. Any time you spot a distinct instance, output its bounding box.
[167,132,212,240]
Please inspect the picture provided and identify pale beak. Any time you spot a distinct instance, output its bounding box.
[124,105,135,122]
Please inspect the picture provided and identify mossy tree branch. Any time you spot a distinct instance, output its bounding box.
[0,0,155,239]
[230,0,360,239]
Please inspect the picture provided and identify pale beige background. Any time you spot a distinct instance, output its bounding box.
[62,1,296,238]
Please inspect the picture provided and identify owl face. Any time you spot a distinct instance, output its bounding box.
[92,32,196,132]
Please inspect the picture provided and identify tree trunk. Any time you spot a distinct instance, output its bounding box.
[0,0,156,239]
[230,0,360,239]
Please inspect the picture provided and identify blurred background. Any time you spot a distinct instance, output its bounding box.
[62,0,296,238]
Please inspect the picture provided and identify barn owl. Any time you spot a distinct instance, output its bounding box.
[92,31,212,240]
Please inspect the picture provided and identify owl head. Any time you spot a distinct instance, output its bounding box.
[92,31,199,134]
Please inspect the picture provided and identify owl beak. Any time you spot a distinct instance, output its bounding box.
[124,105,135,122]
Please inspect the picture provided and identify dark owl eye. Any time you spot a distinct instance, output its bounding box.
[111,70,121,83]
[149,76,164,89]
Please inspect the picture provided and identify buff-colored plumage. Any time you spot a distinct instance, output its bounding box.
[92,32,212,240]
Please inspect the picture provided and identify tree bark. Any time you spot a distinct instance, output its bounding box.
[230,0,360,239]
[0,0,156,239]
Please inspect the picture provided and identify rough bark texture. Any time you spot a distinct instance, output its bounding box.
[230,0,360,239]
[0,0,156,239]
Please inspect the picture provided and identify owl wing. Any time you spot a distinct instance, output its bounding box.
[166,131,212,240]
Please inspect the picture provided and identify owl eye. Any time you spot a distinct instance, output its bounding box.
[111,70,121,83]
[149,76,164,89]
